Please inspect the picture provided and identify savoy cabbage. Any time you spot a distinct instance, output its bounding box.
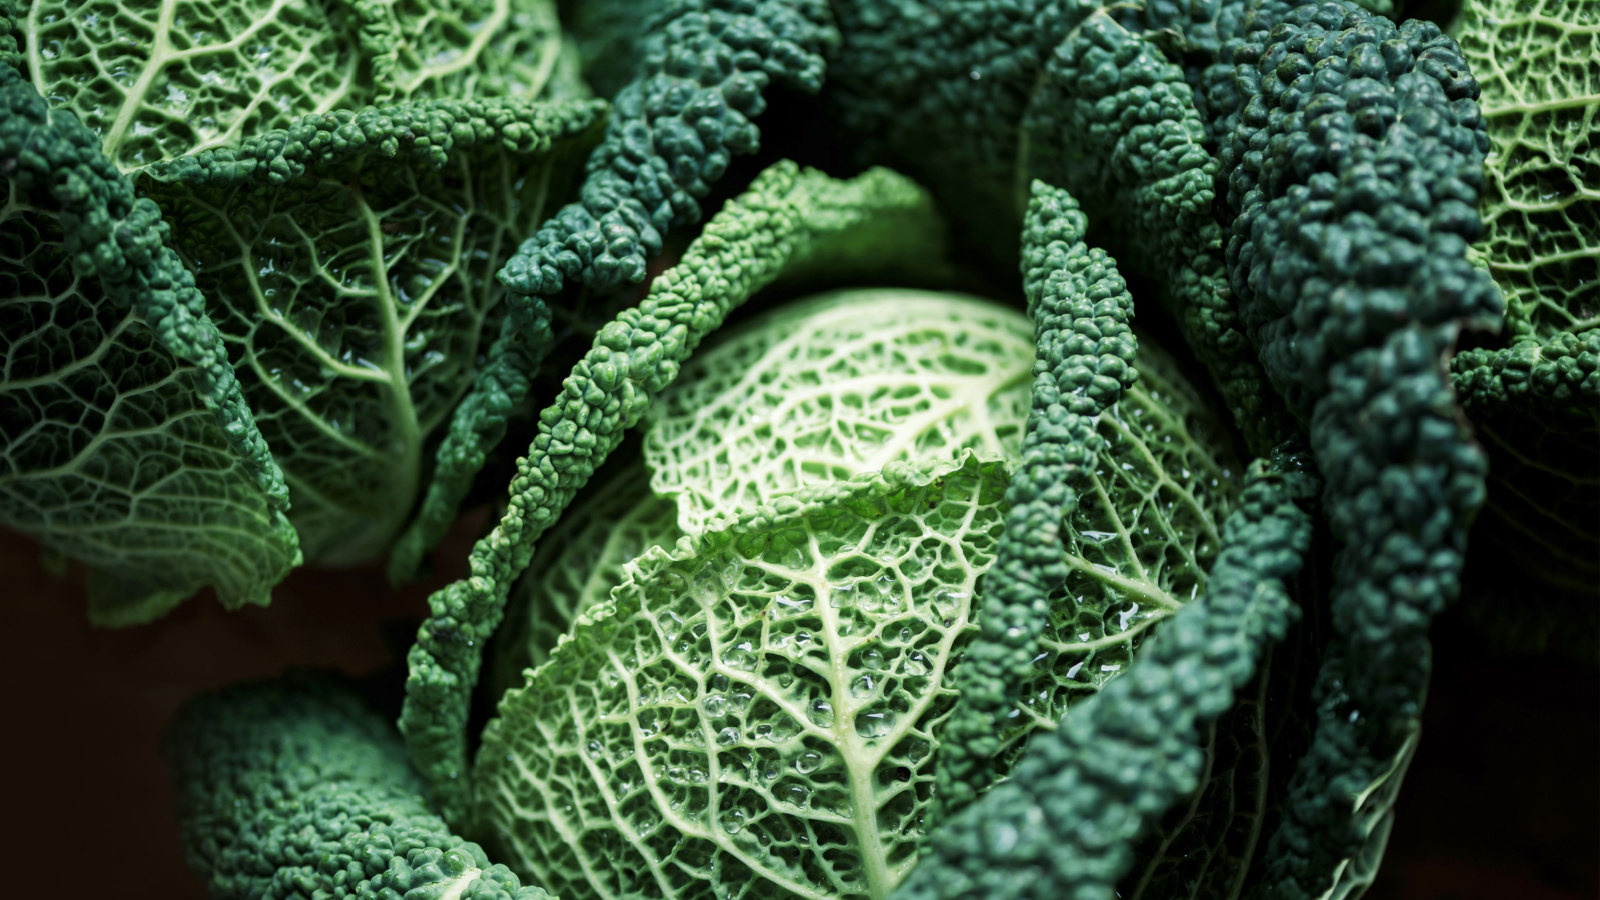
[0,0,1584,897]
[478,288,1243,900]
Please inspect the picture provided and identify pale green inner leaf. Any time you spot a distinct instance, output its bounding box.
[477,457,1011,900]
[1460,0,1599,338]
[644,290,1034,535]
[478,303,1240,900]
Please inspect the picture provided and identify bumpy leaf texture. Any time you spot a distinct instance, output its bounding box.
[479,454,1011,900]
[894,452,1316,900]
[1179,3,1501,897]
[1450,0,1598,619]
[933,181,1141,819]
[0,171,299,624]
[0,56,297,624]
[824,0,1291,454]
[983,321,1243,785]
[494,461,683,694]
[399,163,950,826]
[147,98,604,563]
[2,0,596,619]
[495,0,837,314]
[13,0,582,172]
[168,674,552,900]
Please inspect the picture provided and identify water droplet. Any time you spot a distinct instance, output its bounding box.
[703,695,727,718]
[780,538,806,566]
[773,593,812,616]
[767,714,800,742]
[850,674,877,699]
[829,581,857,608]
[1117,603,1141,633]
[717,727,740,746]
[860,647,885,670]
[720,809,746,834]
[782,783,812,807]
[637,710,660,737]
[721,641,756,671]
[795,751,823,774]
[808,698,834,727]
[932,588,967,614]
[855,709,896,738]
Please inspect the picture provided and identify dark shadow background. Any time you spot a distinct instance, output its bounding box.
[2,517,1595,900]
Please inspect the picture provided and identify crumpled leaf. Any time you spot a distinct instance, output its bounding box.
[477,454,1012,900]
[146,97,603,563]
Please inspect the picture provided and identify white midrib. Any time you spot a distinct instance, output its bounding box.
[352,186,423,551]
[101,0,178,161]
[96,0,311,167]
[808,530,896,900]
[806,503,985,900]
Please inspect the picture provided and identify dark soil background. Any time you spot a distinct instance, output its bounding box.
[2,521,1594,900]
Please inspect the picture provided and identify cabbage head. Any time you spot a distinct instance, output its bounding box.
[478,288,1242,900]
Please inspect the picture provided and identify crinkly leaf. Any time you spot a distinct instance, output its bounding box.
[476,454,1011,900]
[494,461,682,696]
[991,333,1242,774]
[15,0,577,171]
[644,289,1033,534]
[146,98,603,563]
[1,62,296,624]
[399,163,948,826]
[0,181,299,625]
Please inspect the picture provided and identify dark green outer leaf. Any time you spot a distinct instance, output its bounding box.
[145,97,604,563]
[894,452,1318,900]
[167,673,553,900]
[933,180,1140,820]
[1191,3,1500,896]
[0,57,298,622]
